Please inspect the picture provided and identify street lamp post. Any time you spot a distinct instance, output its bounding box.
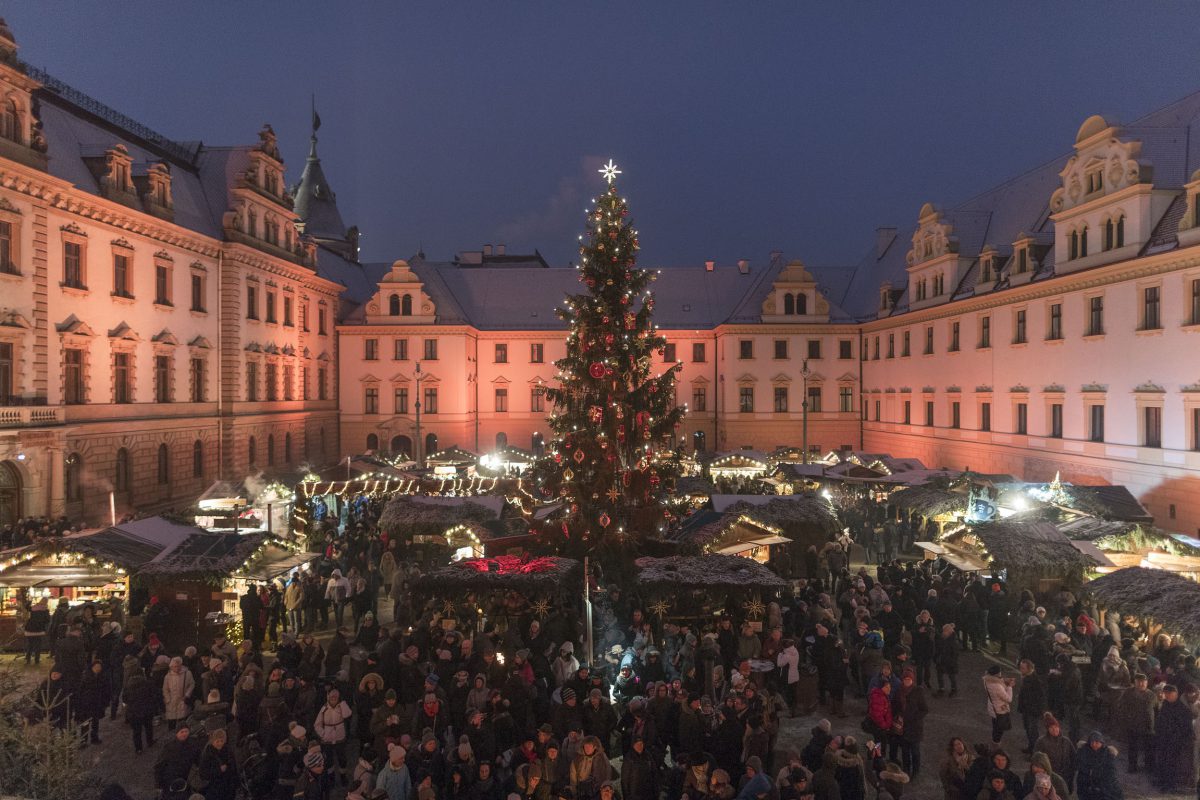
[800,358,811,465]
[414,362,423,469]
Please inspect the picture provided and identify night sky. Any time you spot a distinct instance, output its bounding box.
[8,3,1199,270]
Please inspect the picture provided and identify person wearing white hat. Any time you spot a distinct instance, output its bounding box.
[375,743,411,800]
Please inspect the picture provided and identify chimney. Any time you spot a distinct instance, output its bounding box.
[876,227,897,259]
[737,259,750,274]
[769,249,783,264]
[483,243,493,256]
[704,260,715,272]
[495,243,505,256]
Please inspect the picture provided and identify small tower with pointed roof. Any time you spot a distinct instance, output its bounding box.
[291,100,358,261]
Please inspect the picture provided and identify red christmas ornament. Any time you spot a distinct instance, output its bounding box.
[604,333,615,346]
[573,448,586,464]
[622,471,632,486]
[588,362,606,379]
[588,405,603,424]
[598,513,611,528]
[621,295,629,304]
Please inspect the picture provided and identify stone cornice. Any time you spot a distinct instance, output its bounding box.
[0,160,221,258]
[220,242,342,295]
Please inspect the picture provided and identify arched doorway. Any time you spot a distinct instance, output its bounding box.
[391,435,412,459]
[0,461,21,527]
[424,433,438,456]
[366,433,379,451]
[531,432,545,457]
[693,430,706,453]
[495,431,507,449]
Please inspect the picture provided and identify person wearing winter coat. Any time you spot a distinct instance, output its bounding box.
[801,720,834,773]
[776,639,802,715]
[154,724,200,794]
[376,744,413,800]
[735,756,773,800]
[22,598,50,664]
[1020,752,1068,800]
[867,682,894,740]
[939,737,975,800]
[1021,772,1062,800]
[1112,672,1156,773]
[198,728,240,800]
[569,736,612,800]
[315,687,353,786]
[1152,684,1195,791]
[833,738,867,800]
[123,666,156,753]
[162,656,195,729]
[982,665,1015,745]
[811,750,842,800]
[1074,731,1122,800]
[1016,659,1047,754]
[975,771,1017,800]
[76,659,110,744]
[910,610,936,689]
[934,624,960,697]
[554,643,581,688]
[966,750,1021,800]
[621,735,659,800]
[894,669,929,777]
[1033,713,1076,792]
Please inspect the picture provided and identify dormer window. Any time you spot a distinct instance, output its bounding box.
[980,257,993,283]
[1086,168,1104,195]
[264,170,279,196]
[880,289,889,311]
[1016,248,1028,274]
[1079,225,1089,257]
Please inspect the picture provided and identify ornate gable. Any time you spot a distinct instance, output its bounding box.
[906,203,961,308]
[366,260,437,324]
[1051,116,1145,215]
[906,203,957,267]
[760,259,829,321]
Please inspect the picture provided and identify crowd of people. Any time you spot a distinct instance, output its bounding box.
[10,496,1200,800]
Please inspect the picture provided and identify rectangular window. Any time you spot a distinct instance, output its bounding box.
[154,355,171,403]
[693,386,707,412]
[531,386,545,412]
[663,343,676,362]
[1089,404,1105,442]
[317,367,327,400]
[902,400,911,424]
[872,336,880,360]
[154,263,171,305]
[495,387,508,412]
[113,253,131,298]
[364,339,379,360]
[245,361,258,402]
[114,352,132,404]
[246,284,258,320]
[839,386,853,413]
[530,343,544,363]
[283,295,294,326]
[394,387,408,414]
[0,220,13,274]
[886,334,895,358]
[364,386,379,414]
[901,331,910,357]
[190,273,205,312]
[692,342,706,362]
[978,316,991,348]
[1191,279,1200,325]
[1050,403,1063,438]
[301,366,309,400]
[951,401,961,429]
[318,307,327,335]
[190,357,205,403]
[495,343,508,363]
[774,339,788,359]
[283,364,294,401]
[1048,303,1062,340]
[265,362,278,401]
[773,386,788,413]
[980,402,991,431]
[423,387,438,414]
[839,339,852,359]
[1016,402,1028,435]
[1014,310,1027,344]
[64,348,84,405]
[924,326,934,354]
[807,386,822,412]
[925,400,935,426]
[1193,407,1200,452]
[739,386,754,412]
[0,343,11,403]
[807,339,822,359]
[1142,286,1161,330]
[949,322,960,351]
[739,340,754,359]
[63,241,84,289]
[393,338,408,361]
[1144,406,1162,448]
[423,339,438,360]
[265,291,277,323]
[1017,248,1028,274]
[1087,296,1104,336]
[874,399,881,421]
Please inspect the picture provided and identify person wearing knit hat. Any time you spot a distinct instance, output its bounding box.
[877,761,909,798]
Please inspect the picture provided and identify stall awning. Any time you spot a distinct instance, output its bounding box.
[0,565,124,588]
[715,534,791,555]
[235,549,319,582]
[942,552,989,573]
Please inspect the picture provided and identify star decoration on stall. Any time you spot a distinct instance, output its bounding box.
[742,596,766,619]
[531,598,552,619]
[606,486,621,502]
[599,159,622,184]
[441,599,457,617]
[649,598,671,618]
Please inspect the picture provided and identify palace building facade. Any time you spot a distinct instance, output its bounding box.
[2,18,1198,537]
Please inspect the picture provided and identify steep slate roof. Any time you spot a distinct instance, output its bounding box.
[836,89,1200,321]
[292,134,347,241]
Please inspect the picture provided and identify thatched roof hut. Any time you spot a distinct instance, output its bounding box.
[889,485,967,519]
[378,495,505,539]
[943,519,1097,591]
[634,554,787,592]
[1086,567,1200,639]
[412,555,579,595]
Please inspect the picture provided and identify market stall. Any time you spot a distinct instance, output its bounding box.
[889,484,968,536]
[1086,566,1200,643]
[941,519,1098,596]
[633,553,787,628]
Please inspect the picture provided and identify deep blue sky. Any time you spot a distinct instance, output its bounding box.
[8,3,1200,268]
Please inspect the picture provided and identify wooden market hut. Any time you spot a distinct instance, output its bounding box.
[890,485,968,534]
[1086,566,1200,642]
[633,554,787,624]
[941,519,1098,596]
[1059,518,1200,577]
[696,494,842,575]
[378,494,526,563]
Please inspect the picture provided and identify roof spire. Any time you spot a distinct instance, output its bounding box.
[309,94,321,158]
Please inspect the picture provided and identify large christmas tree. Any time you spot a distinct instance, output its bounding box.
[536,161,685,564]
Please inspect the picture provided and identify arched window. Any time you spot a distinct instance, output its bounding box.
[391,435,412,458]
[401,294,413,316]
[1079,225,1089,258]
[783,293,794,315]
[267,434,276,466]
[1116,215,1125,248]
[425,433,438,456]
[532,432,545,457]
[0,99,18,143]
[193,440,204,478]
[248,436,257,467]
[1103,218,1114,251]
[284,433,292,464]
[692,430,706,453]
[114,448,130,493]
[1069,230,1079,260]
[366,433,379,451]
[388,294,400,316]
[247,208,257,238]
[795,293,807,314]
[157,443,169,485]
[65,454,83,502]
[495,432,508,449]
